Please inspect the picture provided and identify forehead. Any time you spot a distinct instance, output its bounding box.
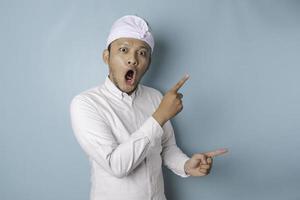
[111,38,150,50]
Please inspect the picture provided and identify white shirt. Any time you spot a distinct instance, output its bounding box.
[70,76,190,200]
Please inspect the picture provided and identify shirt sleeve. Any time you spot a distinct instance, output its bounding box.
[70,96,163,178]
[153,90,190,177]
[161,120,191,177]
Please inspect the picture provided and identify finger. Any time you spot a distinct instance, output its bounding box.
[195,171,207,177]
[207,157,213,164]
[199,168,208,175]
[200,164,210,170]
[204,148,229,158]
[170,74,189,92]
[193,154,207,165]
[177,93,183,99]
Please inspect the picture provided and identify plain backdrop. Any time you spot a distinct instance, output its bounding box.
[1,0,300,200]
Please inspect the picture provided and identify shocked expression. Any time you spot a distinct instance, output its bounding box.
[103,37,151,95]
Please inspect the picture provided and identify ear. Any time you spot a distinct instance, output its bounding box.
[102,49,110,64]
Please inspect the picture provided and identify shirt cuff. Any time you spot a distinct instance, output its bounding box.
[179,156,191,178]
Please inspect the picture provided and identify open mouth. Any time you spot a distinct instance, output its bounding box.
[125,70,135,85]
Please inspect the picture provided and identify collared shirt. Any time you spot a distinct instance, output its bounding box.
[70,76,190,200]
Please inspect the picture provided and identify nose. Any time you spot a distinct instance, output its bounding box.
[127,53,138,66]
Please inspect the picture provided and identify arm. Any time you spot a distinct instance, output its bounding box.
[161,120,190,177]
[153,74,229,177]
[150,75,191,177]
[70,96,163,178]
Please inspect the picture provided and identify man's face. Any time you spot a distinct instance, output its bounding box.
[103,38,151,95]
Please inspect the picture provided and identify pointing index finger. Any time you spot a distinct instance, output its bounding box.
[204,148,229,158]
[171,74,189,92]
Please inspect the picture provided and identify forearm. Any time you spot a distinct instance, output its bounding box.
[71,97,164,178]
[105,116,163,177]
[162,144,190,177]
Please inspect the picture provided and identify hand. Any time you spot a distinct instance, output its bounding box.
[184,148,228,176]
[152,74,189,126]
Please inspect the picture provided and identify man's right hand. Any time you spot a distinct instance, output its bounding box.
[152,74,189,127]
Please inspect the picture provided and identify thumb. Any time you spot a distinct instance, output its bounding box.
[192,153,207,165]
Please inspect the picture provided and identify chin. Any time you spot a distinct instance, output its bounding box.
[125,86,136,94]
[124,84,137,94]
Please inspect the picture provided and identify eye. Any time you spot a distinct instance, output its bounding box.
[119,47,128,53]
[139,50,147,56]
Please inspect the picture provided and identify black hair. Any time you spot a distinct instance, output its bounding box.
[107,43,111,52]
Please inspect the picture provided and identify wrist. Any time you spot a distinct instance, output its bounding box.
[152,111,167,127]
[184,160,191,176]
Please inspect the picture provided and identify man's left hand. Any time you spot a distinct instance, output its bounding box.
[184,148,228,176]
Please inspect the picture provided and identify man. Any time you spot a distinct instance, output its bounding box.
[70,15,228,200]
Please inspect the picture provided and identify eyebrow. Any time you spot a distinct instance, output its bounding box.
[138,46,149,51]
[119,43,150,51]
[139,46,149,50]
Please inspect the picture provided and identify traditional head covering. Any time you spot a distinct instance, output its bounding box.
[106,15,154,53]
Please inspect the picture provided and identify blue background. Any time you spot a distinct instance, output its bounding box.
[1,0,300,199]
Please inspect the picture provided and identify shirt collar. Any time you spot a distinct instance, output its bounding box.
[104,76,139,101]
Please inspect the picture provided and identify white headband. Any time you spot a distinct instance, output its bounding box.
[106,15,154,53]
